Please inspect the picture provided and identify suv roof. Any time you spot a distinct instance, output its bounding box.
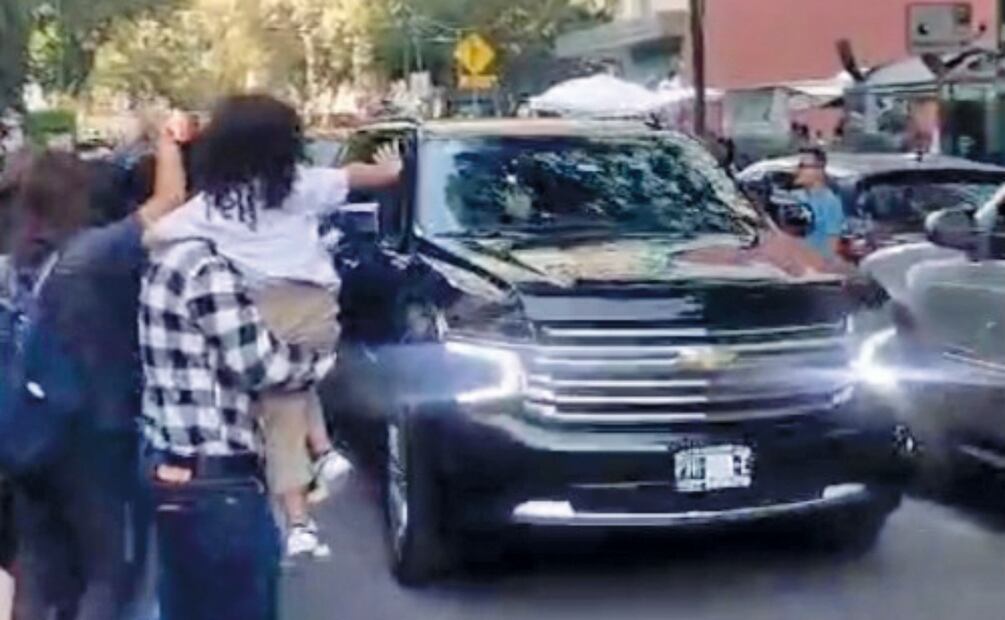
[361,118,669,139]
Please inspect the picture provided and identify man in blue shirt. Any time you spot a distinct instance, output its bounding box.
[795,148,845,261]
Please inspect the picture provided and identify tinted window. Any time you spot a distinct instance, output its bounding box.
[861,181,1002,225]
[341,130,410,241]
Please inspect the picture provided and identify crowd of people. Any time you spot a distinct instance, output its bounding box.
[0,94,400,620]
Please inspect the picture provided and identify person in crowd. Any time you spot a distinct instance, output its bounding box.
[5,130,187,620]
[139,196,335,620]
[793,147,845,261]
[0,154,24,620]
[147,94,400,560]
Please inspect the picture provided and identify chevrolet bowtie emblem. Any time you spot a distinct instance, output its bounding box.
[675,347,739,371]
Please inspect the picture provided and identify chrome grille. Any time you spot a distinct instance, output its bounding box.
[524,321,851,424]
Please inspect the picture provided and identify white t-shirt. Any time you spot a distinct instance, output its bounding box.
[152,166,349,290]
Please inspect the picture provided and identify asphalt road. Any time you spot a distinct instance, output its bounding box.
[282,476,1005,620]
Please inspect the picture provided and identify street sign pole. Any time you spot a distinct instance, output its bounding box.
[998,0,1005,159]
[690,0,707,137]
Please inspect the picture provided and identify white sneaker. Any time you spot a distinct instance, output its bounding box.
[286,521,332,561]
[313,450,353,494]
[306,479,330,505]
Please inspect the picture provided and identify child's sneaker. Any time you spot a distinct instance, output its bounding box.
[306,477,329,505]
[286,520,332,561]
[313,450,353,495]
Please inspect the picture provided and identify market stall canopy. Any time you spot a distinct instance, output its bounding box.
[784,71,856,100]
[530,74,673,118]
[864,57,936,91]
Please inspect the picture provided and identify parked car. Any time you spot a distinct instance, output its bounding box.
[321,119,908,585]
[859,186,1005,490]
[738,153,1005,262]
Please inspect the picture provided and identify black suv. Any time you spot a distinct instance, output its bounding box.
[321,119,906,584]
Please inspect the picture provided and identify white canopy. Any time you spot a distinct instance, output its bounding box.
[655,76,724,105]
[784,71,856,100]
[530,74,671,118]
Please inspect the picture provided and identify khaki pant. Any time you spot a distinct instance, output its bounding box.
[251,282,339,495]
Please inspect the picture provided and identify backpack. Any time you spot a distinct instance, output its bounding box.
[0,254,85,476]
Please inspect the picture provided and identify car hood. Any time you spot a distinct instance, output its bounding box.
[420,232,844,292]
[860,242,964,304]
[417,233,850,332]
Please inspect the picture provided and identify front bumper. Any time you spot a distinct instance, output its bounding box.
[511,482,872,527]
[414,395,907,528]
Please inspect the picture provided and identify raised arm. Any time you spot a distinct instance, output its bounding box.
[137,128,189,230]
[185,258,334,392]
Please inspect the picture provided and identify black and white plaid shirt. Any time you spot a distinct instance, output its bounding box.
[139,240,334,457]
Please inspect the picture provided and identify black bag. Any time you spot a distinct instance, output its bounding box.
[0,257,84,476]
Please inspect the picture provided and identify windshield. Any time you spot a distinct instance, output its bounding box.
[418,135,761,241]
[861,179,1004,224]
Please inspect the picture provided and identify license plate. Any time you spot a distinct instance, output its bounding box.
[674,445,753,493]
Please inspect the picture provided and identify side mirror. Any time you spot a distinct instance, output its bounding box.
[926,207,977,252]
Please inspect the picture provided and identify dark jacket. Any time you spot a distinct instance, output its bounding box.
[38,216,146,434]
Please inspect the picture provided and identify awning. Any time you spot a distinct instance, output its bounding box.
[530,74,668,118]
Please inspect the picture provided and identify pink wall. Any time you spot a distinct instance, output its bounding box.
[705,0,997,89]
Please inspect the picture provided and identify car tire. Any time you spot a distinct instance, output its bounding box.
[383,412,454,586]
[814,499,895,556]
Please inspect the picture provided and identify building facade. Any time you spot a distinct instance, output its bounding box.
[559,0,997,89]
[704,0,996,90]
[556,0,689,86]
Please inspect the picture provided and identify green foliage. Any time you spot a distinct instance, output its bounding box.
[27,12,68,93]
[0,0,33,109]
[27,0,174,95]
[25,108,76,145]
[80,0,610,109]
[89,0,309,108]
[371,0,613,81]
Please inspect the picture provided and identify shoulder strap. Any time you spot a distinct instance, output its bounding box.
[31,252,60,298]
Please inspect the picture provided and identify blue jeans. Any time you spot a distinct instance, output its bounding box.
[152,476,280,620]
[14,433,147,620]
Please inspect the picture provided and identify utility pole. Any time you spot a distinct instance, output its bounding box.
[999,0,1005,53]
[689,0,707,137]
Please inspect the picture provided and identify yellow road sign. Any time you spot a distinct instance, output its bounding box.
[458,74,498,90]
[455,34,496,76]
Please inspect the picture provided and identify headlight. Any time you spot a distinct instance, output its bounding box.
[853,327,898,389]
[444,341,525,405]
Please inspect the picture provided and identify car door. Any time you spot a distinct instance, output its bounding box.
[322,127,416,450]
[908,196,1005,452]
[334,127,417,344]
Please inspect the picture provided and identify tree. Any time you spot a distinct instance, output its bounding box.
[88,0,376,111]
[27,0,171,95]
[0,0,33,109]
[88,10,214,108]
[262,0,379,113]
[82,0,612,113]
[370,0,614,82]
[88,0,309,108]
